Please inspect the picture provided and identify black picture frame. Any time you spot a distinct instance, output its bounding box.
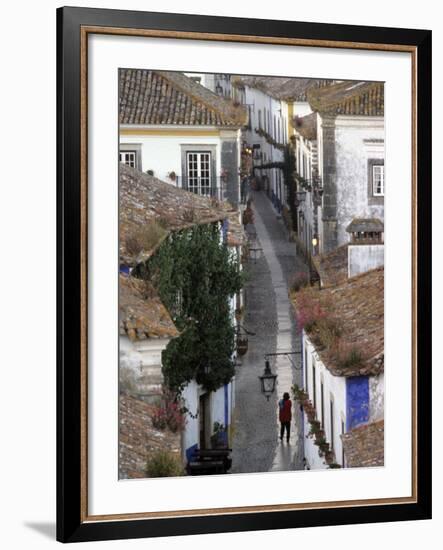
[57,6,432,543]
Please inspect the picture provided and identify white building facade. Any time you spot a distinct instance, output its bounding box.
[232,78,290,213]
[119,69,247,207]
[302,334,384,469]
[307,81,385,254]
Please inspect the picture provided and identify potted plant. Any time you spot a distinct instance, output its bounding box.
[210,422,228,449]
[308,421,321,438]
[236,335,249,356]
[235,306,244,321]
[314,435,327,447]
[325,450,335,465]
[168,171,177,181]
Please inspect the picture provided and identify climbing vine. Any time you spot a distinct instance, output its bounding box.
[254,144,298,231]
[137,224,243,393]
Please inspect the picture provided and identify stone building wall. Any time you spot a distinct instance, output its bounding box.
[319,115,384,253]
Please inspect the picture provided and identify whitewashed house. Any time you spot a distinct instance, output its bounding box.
[294,242,384,469]
[119,164,244,467]
[184,73,233,98]
[119,69,247,207]
[231,76,291,212]
[305,81,385,254]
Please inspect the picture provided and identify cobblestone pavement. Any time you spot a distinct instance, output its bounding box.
[231,191,308,474]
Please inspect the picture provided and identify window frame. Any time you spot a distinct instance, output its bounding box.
[372,164,385,196]
[367,158,385,205]
[119,143,142,171]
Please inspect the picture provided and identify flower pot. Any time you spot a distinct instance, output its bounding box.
[210,430,228,449]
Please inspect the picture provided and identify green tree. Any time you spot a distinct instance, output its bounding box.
[140,223,243,393]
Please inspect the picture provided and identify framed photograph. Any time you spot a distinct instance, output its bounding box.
[57,6,432,543]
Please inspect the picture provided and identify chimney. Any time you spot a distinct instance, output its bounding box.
[346,218,384,278]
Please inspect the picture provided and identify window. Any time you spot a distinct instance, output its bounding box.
[372,164,385,196]
[119,150,137,168]
[304,349,309,394]
[368,159,385,204]
[258,109,262,130]
[186,151,212,196]
[341,419,345,466]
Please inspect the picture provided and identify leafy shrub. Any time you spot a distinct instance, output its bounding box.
[145,451,183,478]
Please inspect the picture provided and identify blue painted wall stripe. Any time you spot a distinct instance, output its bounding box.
[224,384,229,429]
[346,376,369,431]
[185,443,198,462]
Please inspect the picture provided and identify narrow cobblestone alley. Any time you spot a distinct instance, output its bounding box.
[231,190,308,474]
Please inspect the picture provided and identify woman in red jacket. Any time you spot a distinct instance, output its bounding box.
[278,392,292,443]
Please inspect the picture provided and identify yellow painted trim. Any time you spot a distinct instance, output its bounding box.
[120,128,221,137]
[287,103,294,137]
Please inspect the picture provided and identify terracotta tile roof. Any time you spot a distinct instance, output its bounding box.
[120,164,234,265]
[119,392,182,479]
[312,244,349,288]
[341,420,384,468]
[308,81,384,116]
[292,112,317,140]
[293,267,384,376]
[120,69,247,127]
[232,76,337,102]
[119,274,179,342]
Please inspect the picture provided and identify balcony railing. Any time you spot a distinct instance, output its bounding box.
[173,176,227,201]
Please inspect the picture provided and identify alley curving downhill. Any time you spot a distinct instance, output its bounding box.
[231,190,308,474]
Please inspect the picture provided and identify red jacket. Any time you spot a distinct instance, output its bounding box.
[279,399,292,422]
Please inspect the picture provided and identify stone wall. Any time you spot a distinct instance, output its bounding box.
[221,133,240,206]
[369,373,384,422]
[320,116,338,253]
[318,115,384,253]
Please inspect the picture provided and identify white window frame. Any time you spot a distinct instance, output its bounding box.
[372,164,385,196]
[119,150,137,168]
[186,151,212,196]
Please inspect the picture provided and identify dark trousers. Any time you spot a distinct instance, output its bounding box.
[280,421,290,441]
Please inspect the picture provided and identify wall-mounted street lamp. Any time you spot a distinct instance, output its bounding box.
[259,351,303,400]
[259,360,277,401]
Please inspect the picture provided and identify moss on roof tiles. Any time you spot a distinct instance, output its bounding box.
[308,81,384,116]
